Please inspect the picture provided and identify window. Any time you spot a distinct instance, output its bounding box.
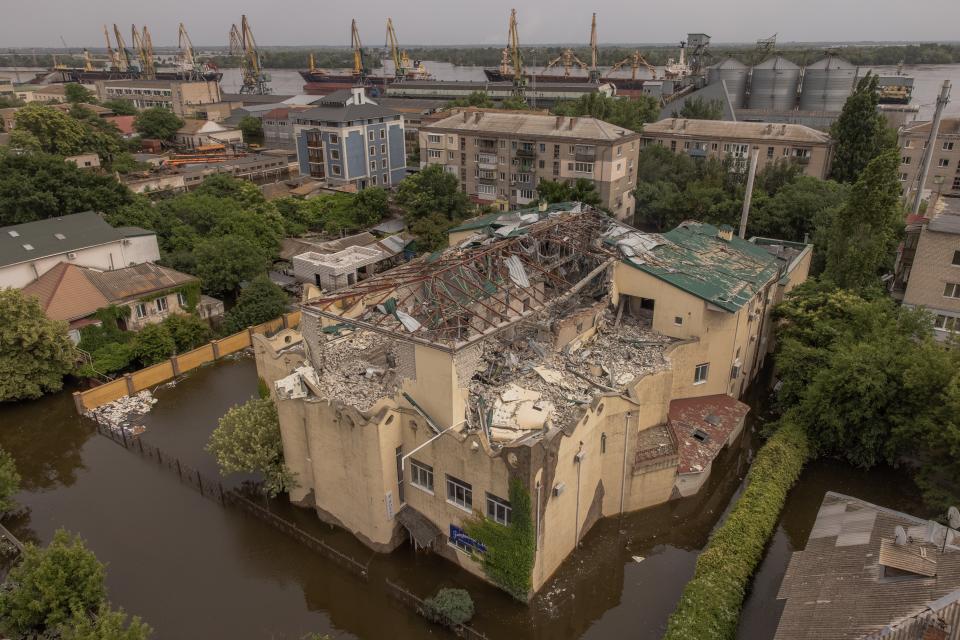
[674,316,683,326]
[368,131,375,142]
[939,158,950,168]
[617,145,622,157]
[477,183,497,196]
[899,173,909,182]
[486,493,512,525]
[446,475,472,511]
[330,149,340,160]
[944,141,955,151]
[574,162,594,173]
[670,140,677,152]
[694,362,709,385]
[427,149,442,159]
[330,134,339,144]
[945,283,960,299]
[380,129,386,139]
[600,433,607,454]
[332,165,341,176]
[683,141,690,150]
[370,160,377,171]
[953,250,960,266]
[904,139,913,148]
[427,134,441,144]
[135,303,146,319]
[518,188,535,199]
[371,175,378,185]
[369,145,376,156]
[711,142,718,151]
[381,144,386,154]
[381,159,388,169]
[538,159,545,169]
[155,297,168,313]
[767,146,775,158]
[447,151,454,160]
[177,292,188,307]
[935,315,959,333]
[902,156,912,165]
[410,459,433,493]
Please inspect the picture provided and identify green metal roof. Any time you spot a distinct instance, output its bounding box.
[448,202,580,234]
[619,222,782,313]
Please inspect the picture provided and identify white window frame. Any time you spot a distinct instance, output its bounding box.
[135,303,146,319]
[331,165,341,176]
[410,460,434,493]
[427,134,441,144]
[329,149,340,161]
[486,493,512,525]
[380,129,386,139]
[694,362,709,385]
[944,282,960,299]
[446,475,473,512]
[939,158,950,168]
[935,315,959,333]
[177,292,188,307]
[574,162,594,173]
[943,141,954,151]
[381,159,388,169]
[155,297,168,313]
[368,130,375,142]
[329,134,339,144]
[427,149,442,159]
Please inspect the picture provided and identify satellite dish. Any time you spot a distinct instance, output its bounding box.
[894,525,908,546]
[948,506,960,530]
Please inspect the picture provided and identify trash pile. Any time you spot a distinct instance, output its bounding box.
[86,390,156,436]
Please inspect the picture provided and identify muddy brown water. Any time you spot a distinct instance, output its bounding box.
[0,356,924,639]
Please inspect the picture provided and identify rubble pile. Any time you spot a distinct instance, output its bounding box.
[313,330,401,411]
[469,313,673,443]
[86,390,156,435]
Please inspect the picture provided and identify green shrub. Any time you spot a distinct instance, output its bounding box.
[131,324,175,367]
[163,313,212,353]
[423,588,474,627]
[663,419,809,640]
[81,342,135,377]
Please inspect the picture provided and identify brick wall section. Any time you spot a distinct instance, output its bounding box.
[903,228,960,314]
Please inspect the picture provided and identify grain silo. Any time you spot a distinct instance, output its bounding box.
[799,56,858,112]
[707,58,749,109]
[748,56,801,111]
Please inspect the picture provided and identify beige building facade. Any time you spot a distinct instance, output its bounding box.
[640,118,834,179]
[419,110,641,220]
[255,206,810,597]
[95,79,223,118]
[898,117,960,198]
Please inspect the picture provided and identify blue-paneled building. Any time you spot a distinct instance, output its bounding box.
[293,88,407,189]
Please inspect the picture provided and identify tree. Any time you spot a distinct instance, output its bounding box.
[536,178,601,207]
[0,152,134,226]
[101,99,138,116]
[163,313,212,352]
[829,73,896,183]
[500,95,529,110]
[131,323,176,367]
[0,448,21,514]
[445,91,494,109]
[58,607,151,640]
[551,93,660,131]
[675,96,724,120]
[133,108,184,140]
[206,397,296,497]
[222,277,288,334]
[396,164,469,221]
[748,176,848,242]
[13,103,87,156]
[423,589,475,627]
[353,186,389,227]
[0,529,106,635]
[64,83,96,104]
[193,235,272,297]
[0,289,76,402]
[238,115,263,141]
[823,150,904,290]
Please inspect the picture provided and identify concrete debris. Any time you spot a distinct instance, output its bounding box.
[632,555,645,563]
[86,390,156,435]
[312,331,402,411]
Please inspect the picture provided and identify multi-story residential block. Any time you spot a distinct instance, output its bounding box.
[419,110,641,220]
[292,88,407,189]
[0,211,160,289]
[640,118,834,179]
[94,79,223,118]
[892,201,960,341]
[897,117,960,198]
[253,204,810,597]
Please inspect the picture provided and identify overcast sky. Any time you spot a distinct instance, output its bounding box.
[2,0,959,48]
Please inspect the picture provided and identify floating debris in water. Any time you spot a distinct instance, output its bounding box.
[86,390,157,436]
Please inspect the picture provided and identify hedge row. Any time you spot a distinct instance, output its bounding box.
[663,419,810,640]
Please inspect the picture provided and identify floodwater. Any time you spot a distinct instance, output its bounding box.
[0,356,925,639]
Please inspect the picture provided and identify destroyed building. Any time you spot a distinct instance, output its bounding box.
[253,204,812,596]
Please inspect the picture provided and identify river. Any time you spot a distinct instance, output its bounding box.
[0,355,925,639]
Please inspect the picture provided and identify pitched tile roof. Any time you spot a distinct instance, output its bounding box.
[83,262,196,302]
[775,492,960,640]
[0,211,135,269]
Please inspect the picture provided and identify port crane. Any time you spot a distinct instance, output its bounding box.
[545,13,601,80]
[610,50,657,80]
[230,15,271,94]
[131,25,156,79]
[113,24,132,72]
[498,9,525,94]
[351,19,369,80]
[385,18,430,80]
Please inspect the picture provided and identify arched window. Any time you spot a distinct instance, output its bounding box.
[601,433,607,454]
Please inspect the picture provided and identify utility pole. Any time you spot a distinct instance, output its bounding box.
[912,79,952,217]
[739,145,760,239]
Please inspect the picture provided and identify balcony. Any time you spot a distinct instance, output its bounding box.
[516,147,537,158]
[476,139,497,152]
[574,152,596,163]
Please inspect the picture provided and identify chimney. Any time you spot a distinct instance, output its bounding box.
[463,111,469,122]
[717,225,734,242]
[568,117,577,130]
[556,116,563,129]
[474,111,482,123]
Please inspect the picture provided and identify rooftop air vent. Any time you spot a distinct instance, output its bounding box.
[22,244,33,251]
[54,233,66,240]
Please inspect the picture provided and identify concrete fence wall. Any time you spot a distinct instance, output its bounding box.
[73,311,301,414]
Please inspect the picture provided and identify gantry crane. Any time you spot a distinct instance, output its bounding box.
[81,49,95,72]
[544,49,588,77]
[351,19,368,80]
[502,8,525,94]
[178,23,196,72]
[113,24,131,73]
[131,25,156,79]
[103,25,118,70]
[384,17,429,80]
[610,50,657,80]
[230,15,271,94]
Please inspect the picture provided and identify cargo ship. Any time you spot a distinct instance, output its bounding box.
[45,66,222,84]
[876,68,915,105]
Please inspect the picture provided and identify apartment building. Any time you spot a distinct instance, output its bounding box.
[640,118,834,179]
[893,200,960,342]
[292,88,407,189]
[253,205,810,598]
[419,110,641,220]
[94,79,223,118]
[898,117,960,198]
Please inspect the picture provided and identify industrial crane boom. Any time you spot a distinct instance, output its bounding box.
[351,19,367,78]
[610,50,657,80]
[545,49,589,76]
[231,15,270,94]
[103,25,118,70]
[113,24,131,72]
[130,25,156,79]
[178,23,196,68]
[386,18,403,77]
[507,8,524,90]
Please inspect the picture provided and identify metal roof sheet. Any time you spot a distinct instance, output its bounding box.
[0,211,132,269]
